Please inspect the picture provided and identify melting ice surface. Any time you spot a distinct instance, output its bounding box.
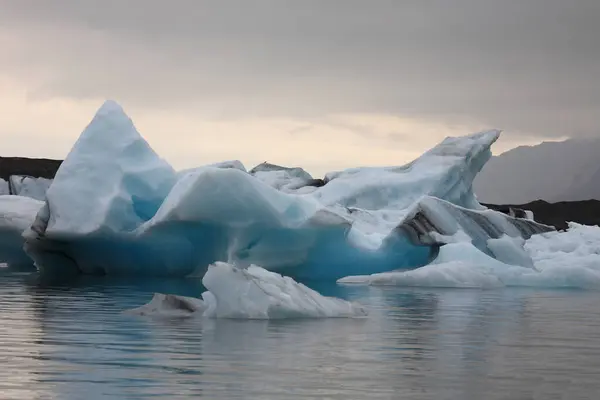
[13,100,552,280]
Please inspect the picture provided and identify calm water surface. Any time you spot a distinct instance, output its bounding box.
[1,267,600,399]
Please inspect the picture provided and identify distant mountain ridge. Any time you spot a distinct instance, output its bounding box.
[484,200,600,231]
[474,137,600,204]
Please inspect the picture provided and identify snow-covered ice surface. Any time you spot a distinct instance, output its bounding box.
[339,223,600,289]
[127,262,367,319]
[0,195,43,265]
[22,100,553,279]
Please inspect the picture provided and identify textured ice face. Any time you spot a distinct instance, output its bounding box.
[20,101,548,279]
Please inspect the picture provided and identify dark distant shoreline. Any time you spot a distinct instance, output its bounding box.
[483,200,600,231]
[0,156,597,231]
[0,156,62,180]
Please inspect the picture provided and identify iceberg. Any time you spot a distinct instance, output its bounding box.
[24,101,179,275]
[339,242,514,288]
[0,195,43,266]
[339,223,600,289]
[8,175,53,201]
[23,100,553,279]
[0,176,53,200]
[127,262,367,319]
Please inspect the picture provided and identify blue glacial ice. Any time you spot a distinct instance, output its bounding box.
[19,100,554,279]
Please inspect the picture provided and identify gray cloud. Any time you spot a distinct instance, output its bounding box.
[1,0,599,138]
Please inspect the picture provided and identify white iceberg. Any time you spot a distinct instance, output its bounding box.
[8,175,53,201]
[339,223,600,289]
[0,176,53,201]
[23,100,552,279]
[127,262,367,319]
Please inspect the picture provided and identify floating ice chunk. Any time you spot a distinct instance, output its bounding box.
[201,262,367,319]
[128,262,367,319]
[0,195,43,265]
[338,261,505,288]
[525,222,600,270]
[340,224,600,289]
[339,242,515,288]
[126,293,207,318]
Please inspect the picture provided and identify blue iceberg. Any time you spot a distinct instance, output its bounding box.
[20,101,553,279]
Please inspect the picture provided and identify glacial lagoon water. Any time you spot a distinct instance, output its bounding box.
[1,267,600,399]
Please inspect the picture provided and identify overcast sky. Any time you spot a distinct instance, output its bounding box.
[0,0,598,175]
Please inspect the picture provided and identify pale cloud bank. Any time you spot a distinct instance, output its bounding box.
[0,1,597,175]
